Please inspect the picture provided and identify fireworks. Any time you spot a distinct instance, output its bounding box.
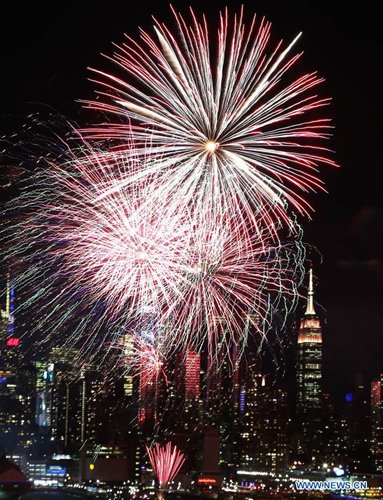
[146,442,185,488]
[1,7,335,373]
[120,313,168,390]
[1,137,189,358]
[161,212,303,359]
[83,7,336,232]
[2,124,304,363]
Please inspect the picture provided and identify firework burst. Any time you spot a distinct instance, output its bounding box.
[83,7,337,232]
[146,442,185,488]
[160,209,304,360]
[1,134,193,359]
[1,7,335,370]
[2,123,304,363]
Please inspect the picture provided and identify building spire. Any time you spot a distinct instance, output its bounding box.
[305,266,316,315]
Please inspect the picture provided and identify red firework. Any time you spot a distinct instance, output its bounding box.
[146,442,186,488]
[84,7,337,232]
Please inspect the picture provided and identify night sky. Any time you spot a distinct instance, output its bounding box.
[1,1,382,400]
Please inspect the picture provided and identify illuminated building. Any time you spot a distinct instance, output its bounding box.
[184,350,201,402]
[136,308,163,434]
[296,267,323,460]
[239,366,288,472]
[50,362,107,451]
[238,355,263,469]
[35,361,54,428]
[297,268,322,410]
[6,273,15,338]
[47,348,111,451]
[80,445,138,483]
[0,366,34,453]
[172,350,202,431]
[49,347,79,365]
[371,376,383,472]
[0,294,8,341]
[202,322,239,469]
[342,374,370,471]
[47,345,138,454]
[50,367,79,450]
[1,273,21,369]
[123,332,134,397]
[0,275,33,453]
[138,359,154,431]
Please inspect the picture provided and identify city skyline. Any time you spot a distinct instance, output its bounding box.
[0,269,381,490]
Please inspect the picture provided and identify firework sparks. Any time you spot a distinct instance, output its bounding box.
[1,7,335,369]
[83,7,337,232]
[2,124,304,364]
[0,135,186,359]
[159,208,304,359]
[146,442,186,488]
[119,313,168,390]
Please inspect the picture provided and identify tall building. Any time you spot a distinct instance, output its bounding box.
[342,374,370,471]
[173,350,201,431]
[35,361,54,428]
[138,356,162,433]
[1,273,21,369]
[47,348,112,452]
[296,267,323,463]
[121,332,139,440]
[238,355,263,469]
[184,350,201,403]
[122,333,134,398]
[6,273,15,339]
[0,365,35,453]
[0,275,33,454]
[238,361,288,472]
[134,307,164,435]
[202,321,239,471]
[371,376,383,472]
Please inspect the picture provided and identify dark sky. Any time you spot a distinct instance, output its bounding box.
[1,1,382,399]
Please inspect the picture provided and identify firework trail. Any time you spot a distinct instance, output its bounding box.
[83,7,337,233]
[146,442,185,488]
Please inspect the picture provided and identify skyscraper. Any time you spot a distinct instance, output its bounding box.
[6,273,15,339]
[47,348,112,452]
[35,361,54,428]
[238,355,263,469]
[371,376,383,472]
[132,307,158,433]
[0,365,34,453]
[0,274,33,454]
[238,359,289,472]
[171,350,202,431]
[184,350,201,403]
[296,267,323,462]
[1,273,20,369]
[341,374,370,471]
[123,332,134,398]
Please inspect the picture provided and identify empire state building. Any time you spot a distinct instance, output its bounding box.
[297,267,323,415]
